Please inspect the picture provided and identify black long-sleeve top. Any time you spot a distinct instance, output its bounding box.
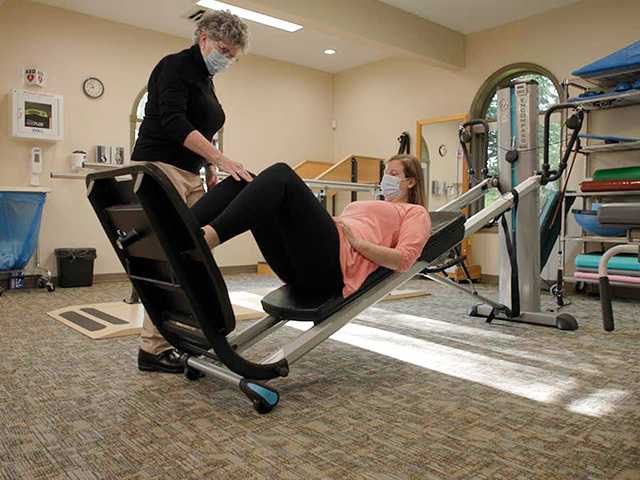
[131,44,225,174]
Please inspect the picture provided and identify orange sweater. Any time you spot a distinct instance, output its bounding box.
[334,200,431,297]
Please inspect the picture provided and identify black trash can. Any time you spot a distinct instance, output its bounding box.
[55,248,97,287]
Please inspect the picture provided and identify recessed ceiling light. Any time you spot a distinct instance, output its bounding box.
[324,49,337,55]
[196,0,303,33]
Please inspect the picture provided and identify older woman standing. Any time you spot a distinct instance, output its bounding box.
[132,11,252,374]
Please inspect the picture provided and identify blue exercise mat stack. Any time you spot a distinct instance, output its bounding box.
[575,253,640,276]
[570,40,640,101]
[0,192,46,271]
[574,253,640,286]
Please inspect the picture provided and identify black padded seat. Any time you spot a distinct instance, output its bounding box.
[261,211,466,322]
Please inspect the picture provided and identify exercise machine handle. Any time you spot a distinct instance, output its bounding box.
[540,102,584,184]
[459,119,491,181]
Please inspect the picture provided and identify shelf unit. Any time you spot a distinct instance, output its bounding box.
[559,81,640,292]
[565,235,631,244]
[569,89,640,111]
[83,162,125,170]
[565,190,640,197]
[579,140,640,154]
[50,163,127,180]
[50,172,86,179]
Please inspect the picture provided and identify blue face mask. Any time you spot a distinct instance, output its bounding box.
[204,48,232,76]
[380,174,403,200]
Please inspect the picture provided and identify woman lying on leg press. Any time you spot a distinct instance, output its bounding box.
[191,154,432,297]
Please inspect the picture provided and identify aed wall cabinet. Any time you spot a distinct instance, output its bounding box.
[11,89,64,141]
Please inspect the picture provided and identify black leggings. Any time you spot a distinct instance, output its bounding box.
[191,162,343,293]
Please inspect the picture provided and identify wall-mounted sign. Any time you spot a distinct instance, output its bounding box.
[25,68,47,87]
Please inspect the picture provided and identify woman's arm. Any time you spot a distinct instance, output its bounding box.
[183,130,252,182]
[337,207,431,272]
[336,220,402,270]
[351,238,403,270]
[183,130,223,165]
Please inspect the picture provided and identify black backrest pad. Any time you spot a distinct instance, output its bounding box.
[86,165,236,352]
[420,212,466,262]
[260,211,466,321]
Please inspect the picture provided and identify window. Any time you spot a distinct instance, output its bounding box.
[469,65,563,207]
[132,90,148,147]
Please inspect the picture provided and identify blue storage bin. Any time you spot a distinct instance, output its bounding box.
[572,209,626,237]
[0,192,46,271]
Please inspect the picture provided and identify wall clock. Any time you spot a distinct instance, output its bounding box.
[83,77,104,99]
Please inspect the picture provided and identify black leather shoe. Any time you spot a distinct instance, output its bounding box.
[138,348,185,374]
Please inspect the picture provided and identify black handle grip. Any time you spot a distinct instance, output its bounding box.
[116,228,143,250]
[459,119,490,182]
[599,276,615,331]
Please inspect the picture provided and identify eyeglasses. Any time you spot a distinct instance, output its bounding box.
[216,42,240,63]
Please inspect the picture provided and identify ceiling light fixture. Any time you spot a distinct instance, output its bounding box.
[196,0,303,32]
[324,49,337,55]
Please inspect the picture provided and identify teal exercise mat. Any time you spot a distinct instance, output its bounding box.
[572,40,640,88]
[576,253,640,272]
[593,166,640,182]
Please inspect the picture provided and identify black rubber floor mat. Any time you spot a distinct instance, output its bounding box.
[80,308,128,325]
[59,311,106,331]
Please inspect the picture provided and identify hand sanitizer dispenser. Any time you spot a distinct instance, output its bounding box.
[31,147,42,186]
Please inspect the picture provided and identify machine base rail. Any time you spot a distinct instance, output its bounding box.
[469,304,578,330]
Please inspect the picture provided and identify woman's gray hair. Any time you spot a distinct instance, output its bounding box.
[193,10,249,52]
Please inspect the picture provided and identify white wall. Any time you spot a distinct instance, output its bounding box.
[0,0,334,275]
[333,0,640,275]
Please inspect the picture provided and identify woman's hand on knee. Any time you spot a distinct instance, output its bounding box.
[216,155,253,183]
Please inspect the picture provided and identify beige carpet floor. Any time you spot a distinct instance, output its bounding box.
[1,275,638,480]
